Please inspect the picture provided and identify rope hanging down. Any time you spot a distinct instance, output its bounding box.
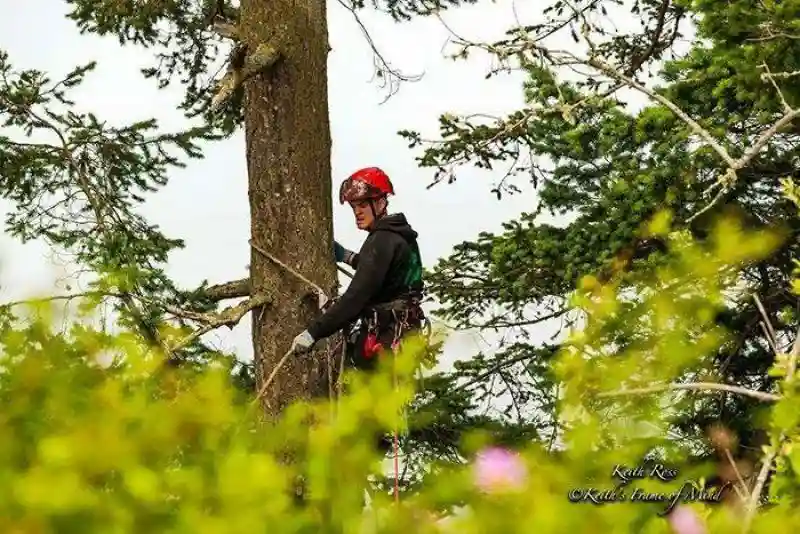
[248,239,332,407]
[248,240,356,405]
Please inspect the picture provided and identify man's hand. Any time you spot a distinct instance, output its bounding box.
[290,330,316,354]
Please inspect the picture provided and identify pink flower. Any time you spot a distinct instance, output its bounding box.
[472,446,527,493]
[668,506,707,534]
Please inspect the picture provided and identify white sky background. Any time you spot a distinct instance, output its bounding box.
[0,0,671,372]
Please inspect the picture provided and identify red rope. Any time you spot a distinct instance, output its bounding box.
[391,332,402,504]
[393,429,400,502]
[389,319,409,504]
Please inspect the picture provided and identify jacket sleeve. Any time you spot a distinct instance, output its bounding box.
[344,250,359,269]
[307,233,395,340]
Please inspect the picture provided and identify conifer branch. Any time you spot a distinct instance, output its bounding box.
[598,382,781,402]
[0,278,262,356]
[437,19,799,221]
[741,302,800,532]
[167,292,272,353]
[561,54,799,222]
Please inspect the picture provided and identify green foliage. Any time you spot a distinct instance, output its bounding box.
[3,0,525,477]
[404,0,800,469]
[1,221,799,532]
[3,1,800,528]
[65,0,240,133]
[0,50,226,359]
[0,299,417,531]
[0,52,208,260]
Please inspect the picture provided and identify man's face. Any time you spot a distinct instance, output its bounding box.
[350,198,385,230]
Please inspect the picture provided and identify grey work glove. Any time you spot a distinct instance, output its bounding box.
[290,330,316,354]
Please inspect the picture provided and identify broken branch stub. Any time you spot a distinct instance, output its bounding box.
[204,278,250,300]
[168,292,273,353]
[211,43,282,111]
[212,21,239,40]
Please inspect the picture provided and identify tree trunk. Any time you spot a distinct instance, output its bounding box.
[240,0,336,415]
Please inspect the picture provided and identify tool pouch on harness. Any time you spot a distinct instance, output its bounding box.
[362,294,426,360]
[344,293,427,370]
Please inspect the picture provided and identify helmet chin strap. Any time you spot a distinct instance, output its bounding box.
[368,197,387,223]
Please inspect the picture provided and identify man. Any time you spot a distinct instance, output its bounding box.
[288,168,425,504]
[290,167,425,369]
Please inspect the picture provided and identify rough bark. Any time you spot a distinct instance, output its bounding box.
[240,0,336,416]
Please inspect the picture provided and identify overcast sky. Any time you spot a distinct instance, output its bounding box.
[0,0,619,367]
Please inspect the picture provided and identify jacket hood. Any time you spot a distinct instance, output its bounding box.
[371,212,418,241]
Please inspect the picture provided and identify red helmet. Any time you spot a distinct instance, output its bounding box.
[339,167,394,204]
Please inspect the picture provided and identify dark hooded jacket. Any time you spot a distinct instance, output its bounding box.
[307,213,423,341]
